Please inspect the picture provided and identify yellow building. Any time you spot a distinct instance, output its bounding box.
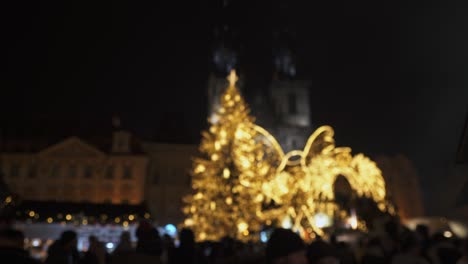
[0,129,148,205]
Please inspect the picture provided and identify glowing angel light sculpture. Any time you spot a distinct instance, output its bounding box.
[232,123,394,237]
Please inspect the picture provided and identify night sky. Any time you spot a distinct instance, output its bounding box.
[2,1,468,211]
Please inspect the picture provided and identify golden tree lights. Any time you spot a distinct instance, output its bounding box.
[183,70,394,241]
[183,70,266,241]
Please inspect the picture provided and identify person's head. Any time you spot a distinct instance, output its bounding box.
[266,228,307,264]
[120,231,131,243]
[136,221,158,241]
[400,232,421,255]
[416,224,430,240]
[307,240,339,264]
[59,230,77,251]
[179,228,195,247]
[0,228,25,249]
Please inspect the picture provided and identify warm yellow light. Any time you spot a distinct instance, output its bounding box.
[144,213,150,219]
[46,217,53,224]
[226,69,238,87]
[348,216,358,229]
[5,196,12,203]
[199,232,207,240]
[65,214,72,221]
[128,215,135,221]
[183,69,390,241]
[220,130,227,138]
[184,218,194,226]
[29,211,35,217]
[115,217,121,223]
[82,219,88,225]
[255,194,263,202]
[237,221,248,233]
[123,221,129,227]
[214,141,221,150]
[444,231,453,238]
[195,164,206,173]
[223,168,230,179]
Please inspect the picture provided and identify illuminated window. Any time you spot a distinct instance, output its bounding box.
[288,93,297,114]
[84,165,93,178]
[106,165,114,179]
[123,165,132,179]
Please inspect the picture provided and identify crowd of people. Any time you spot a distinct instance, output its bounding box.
[0,217,467,264]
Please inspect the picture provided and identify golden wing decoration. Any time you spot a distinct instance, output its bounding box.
[231,123,286,200]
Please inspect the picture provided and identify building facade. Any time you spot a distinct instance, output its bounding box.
[142,142,198,225]
[375,154,425,220]
[0,130,148,205]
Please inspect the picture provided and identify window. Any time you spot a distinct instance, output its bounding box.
[68,165,77,178]
[10,163,20,177]
[123,165,132,179]
[105,165,114,179]
[288,93,297,114]
[84,165,93,178]
[28,164,37,178]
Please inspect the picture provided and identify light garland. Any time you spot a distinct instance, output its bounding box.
[15,208,151,227]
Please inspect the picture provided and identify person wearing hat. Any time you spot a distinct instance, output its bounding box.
[266,228,308,264]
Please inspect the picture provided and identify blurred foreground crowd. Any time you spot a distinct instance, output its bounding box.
[1,218,468,264]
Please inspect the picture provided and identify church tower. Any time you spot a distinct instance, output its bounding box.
[267,29,313,151]
[206,3,313,152]
[207,1,243,121]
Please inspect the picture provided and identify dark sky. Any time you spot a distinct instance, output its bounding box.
[2,1,467,164]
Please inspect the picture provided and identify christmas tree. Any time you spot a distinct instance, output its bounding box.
[183,70,266,241]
